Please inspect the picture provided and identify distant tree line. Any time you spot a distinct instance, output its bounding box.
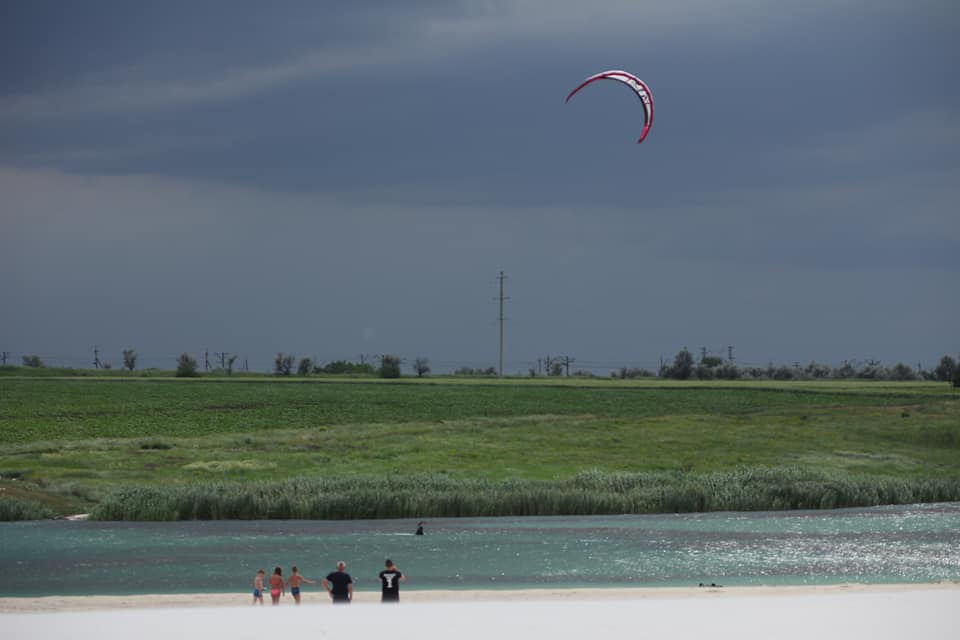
[266,353,413,379]
[656,348,960,386]
[7,347,958,387]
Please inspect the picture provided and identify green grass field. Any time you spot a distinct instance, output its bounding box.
[1,374,958,519]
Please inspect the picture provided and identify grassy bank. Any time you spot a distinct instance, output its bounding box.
[1,377,957,519]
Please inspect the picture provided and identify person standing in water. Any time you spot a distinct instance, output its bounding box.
[415,521,425,535]
[287,566,315,605]
[378,559,405,603]
[322,561,353,604]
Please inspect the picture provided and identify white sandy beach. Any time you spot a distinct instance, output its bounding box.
[4,583,959,639]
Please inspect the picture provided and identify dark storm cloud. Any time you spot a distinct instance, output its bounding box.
[3,1,956,208]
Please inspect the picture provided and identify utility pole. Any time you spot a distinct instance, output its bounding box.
[496,271,509,378]
[728,345,734,363]
[93,346,101,369]
[204,350,211,372]
[561,355,575,377]
[1,351,8,365]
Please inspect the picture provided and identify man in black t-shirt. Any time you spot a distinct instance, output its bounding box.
[378,559,405,603]
[321,561,353,604]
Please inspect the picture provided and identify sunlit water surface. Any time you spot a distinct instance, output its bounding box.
[2,503,958,596]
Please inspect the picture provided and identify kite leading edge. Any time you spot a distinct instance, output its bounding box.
[565,70,654,143]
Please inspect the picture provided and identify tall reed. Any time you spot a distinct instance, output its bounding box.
[88,467,960,521]
[0,498,55,521]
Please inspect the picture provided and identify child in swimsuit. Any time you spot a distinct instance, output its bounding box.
[268,566,284,605]
[286,566,316,605]
[252,569,265,605]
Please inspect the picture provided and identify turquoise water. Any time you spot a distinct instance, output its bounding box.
[2,503,959,597]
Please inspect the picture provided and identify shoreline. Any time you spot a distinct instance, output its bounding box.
[3,581,958,613]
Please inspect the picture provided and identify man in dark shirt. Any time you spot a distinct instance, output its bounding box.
[378,559,405,603]
[321,561,353,604]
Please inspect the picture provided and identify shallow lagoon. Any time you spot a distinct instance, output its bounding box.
[2,502,958,597]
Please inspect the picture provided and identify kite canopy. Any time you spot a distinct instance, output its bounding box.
[565,70,654,143]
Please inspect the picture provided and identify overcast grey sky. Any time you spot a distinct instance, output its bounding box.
[2,1,957,373]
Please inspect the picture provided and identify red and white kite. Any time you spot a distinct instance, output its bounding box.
[565,70,654,143]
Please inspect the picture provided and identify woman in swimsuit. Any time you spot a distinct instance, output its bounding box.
[268,566,285,605]
[286,566,316,605]
[252,569,265,605]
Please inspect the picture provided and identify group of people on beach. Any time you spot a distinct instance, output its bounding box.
[253,559,405,605]
[252,522,422,605]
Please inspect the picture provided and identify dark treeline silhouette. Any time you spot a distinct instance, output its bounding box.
[3,349,958,387]
[657,348,960,386]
